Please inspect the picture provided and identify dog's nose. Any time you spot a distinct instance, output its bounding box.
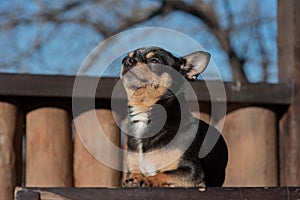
[123,56,137,67]
[121,56,139,76]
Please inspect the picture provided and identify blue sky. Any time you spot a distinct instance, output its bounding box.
[0,0,277,82]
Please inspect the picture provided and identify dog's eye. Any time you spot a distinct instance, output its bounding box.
[148,58,160,64]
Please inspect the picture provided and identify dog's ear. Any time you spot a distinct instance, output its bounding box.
[180,51,211,81]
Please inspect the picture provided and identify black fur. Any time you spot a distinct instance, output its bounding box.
[123,47,228,187]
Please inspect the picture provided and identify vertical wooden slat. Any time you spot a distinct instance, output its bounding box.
[26,107,73,187]
[73,109,121,187]
[0,101,23,200]
[277,0,295,82]
[221,107,278,186]
[278,0,300,186]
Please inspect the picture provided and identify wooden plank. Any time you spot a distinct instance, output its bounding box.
[0,73,291,104]
[15,191,40,200]
[278,0,294,82]
[278,0,300,186]
[0,73,119,100]
[73,109,121,187]
[221,107,278,186]
[26,107,73,187]
[0,101,23,200]
[15,187,300,200]
[190,80,291,104]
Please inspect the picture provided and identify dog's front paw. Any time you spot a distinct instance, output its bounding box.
[122,172,147,187]
[143,173,175,187]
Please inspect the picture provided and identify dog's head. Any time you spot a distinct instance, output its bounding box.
[121,46,210,111]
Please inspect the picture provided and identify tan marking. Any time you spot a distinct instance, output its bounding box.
[124,171,200,187]
[122,62,172,113]
[135,61,145,66]
[145,173,177,187]
[126,148,182,174]
[126,68,171,112]
[144,172,199,187]
[159,72,172,87]
[125,148,195,187]
[122,172,144,187]
[121,62,145,79]
[126,152,140,173]
[128,51,134,57]
[128,84,167,112]
[146,52,155,59]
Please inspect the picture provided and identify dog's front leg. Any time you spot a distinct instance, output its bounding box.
[142,172,176,187]
[122,171,175,187]
[144,168,205,187]
[123,171,152,187]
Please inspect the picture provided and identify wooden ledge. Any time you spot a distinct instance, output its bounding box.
[15,187,300,200]
[0,73,291,104]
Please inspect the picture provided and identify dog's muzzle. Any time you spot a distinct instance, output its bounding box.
[122,56,137,76]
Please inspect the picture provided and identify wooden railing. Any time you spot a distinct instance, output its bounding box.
[0,73,294,200]
[15,187,300,200]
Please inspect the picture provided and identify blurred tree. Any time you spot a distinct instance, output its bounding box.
[0,0,276,83]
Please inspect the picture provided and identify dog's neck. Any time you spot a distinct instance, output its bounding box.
[127,91,194,152]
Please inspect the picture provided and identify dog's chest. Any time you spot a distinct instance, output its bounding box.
[126,148,182,176]
[128,107,150,138]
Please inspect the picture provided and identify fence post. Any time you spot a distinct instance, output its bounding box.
[26,107,73,187]
[0,101,23,200]
[73,109,121,187]
[220,107,278,186]
[278,0,300,186]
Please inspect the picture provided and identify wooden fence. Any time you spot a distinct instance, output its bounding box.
[0,73,294,200]
[0,0,299,199]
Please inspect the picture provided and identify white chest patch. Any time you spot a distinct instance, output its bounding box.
[127,106,182,176]
[137,142,157,176]
[128,106,156,175]
[129,107,149,138]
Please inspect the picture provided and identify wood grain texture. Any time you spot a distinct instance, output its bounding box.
[26,107,73,187]
[0,73,291,104]
[220,107,278,186]
[278,0,300,186]
[15,190,40,200]
[277,0,295,82]
[73,109,121,187]
[15,187,300,200]
[0,101,23,200]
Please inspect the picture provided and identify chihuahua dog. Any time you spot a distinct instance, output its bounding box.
[121,47,228,187]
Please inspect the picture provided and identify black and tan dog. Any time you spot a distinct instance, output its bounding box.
[121,47,228,187]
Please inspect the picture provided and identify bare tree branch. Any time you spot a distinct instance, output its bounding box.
[159,0,248,83]
[0,0,275,82]
[109,4,168,37]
